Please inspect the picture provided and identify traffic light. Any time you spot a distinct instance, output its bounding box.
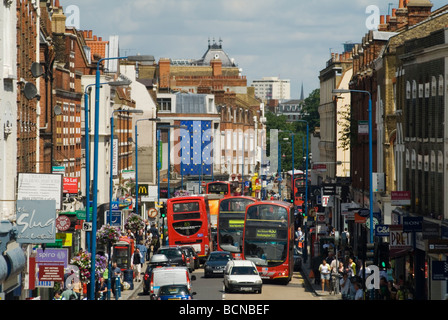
[378,242,389,268]
[365,242,377,266]
[160,203,166,219]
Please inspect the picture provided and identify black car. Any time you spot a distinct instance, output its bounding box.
[142,254,169,295]
[203,251,233,278]
[181,245,200,270]
[293,246,302,271]
[156,246,187,267]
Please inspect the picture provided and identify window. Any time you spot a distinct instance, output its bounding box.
[157,98,172,112]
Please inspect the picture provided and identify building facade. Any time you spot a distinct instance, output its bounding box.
[251,76,291,102]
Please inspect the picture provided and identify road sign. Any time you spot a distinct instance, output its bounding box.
[105,210,122,227]
[82,222,92,232]
[148,208,158,218]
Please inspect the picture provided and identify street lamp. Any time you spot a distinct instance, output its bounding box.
[90,54,154,301]
[333,88,373,243]
[135,117,160,217]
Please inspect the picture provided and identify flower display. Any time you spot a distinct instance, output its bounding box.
[96,224,122,246]
[124,213,145,234]
[174,189,190,197]
[70,251,108,283]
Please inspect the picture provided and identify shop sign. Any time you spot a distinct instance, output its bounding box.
[403,216,423,232]
[16,200,57,244]
[391,191,411,206]
[36,248,68,267]
[374,224,390,237]
[63,177,78,194]
[427,239,448,253]
[38,265,64,282]
[56,215,71,231]
[390,225,412,252]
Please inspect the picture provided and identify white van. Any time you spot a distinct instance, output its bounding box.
[150,267,196,300]
[223,260,262,294]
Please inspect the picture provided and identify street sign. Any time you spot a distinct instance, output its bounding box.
[36,248,68,267]
[82,221,92,232]
[105,210,122,227]
[111,201,119,210]
[322,184,336,195]
[148,208,158,218]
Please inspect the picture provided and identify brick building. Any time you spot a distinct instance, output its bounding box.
[138,40,265,196]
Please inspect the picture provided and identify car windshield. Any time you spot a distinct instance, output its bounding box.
[159,285,189,296]
[158,249,182,258]
[208,253,232,261]
[230,266,258,275]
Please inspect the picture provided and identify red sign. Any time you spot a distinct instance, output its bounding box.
[56,215,71,231]
[63,177,78,194]
[38,265,64,282]
[391,191,411,206]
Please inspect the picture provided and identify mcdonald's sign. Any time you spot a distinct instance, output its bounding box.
[138,184,149,196]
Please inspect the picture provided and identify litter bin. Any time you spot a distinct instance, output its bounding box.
[123,269,134,290]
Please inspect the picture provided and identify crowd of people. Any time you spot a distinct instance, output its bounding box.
[310,244,413,300]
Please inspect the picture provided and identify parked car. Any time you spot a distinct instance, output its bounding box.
[149,267,196,300]
[181,245,200,270]
[223,260,262,294]
[179,246,195,272]
[143,254,169,295]
[156,284,196,300]
[156,246,186,267]
[204,251,233,278]
[293,246,302,271]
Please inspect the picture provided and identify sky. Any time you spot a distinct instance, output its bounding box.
[60,0,447,99]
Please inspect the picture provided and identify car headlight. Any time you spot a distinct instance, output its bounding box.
[255,279,262,284]
[229,280,237,284]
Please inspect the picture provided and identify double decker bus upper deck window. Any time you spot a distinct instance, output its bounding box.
[208,183,229,194]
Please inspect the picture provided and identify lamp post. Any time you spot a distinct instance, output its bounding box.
[333,88,373,243]
[90,54,154,301]
[295,120,309,263]
[135,117,160,217]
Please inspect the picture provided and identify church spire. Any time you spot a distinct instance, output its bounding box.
[300,83,304,101]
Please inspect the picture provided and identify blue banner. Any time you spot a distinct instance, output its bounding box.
[180,120,212,176]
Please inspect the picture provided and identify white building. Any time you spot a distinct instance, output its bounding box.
[251,77,290,102]
[0,1,17,221]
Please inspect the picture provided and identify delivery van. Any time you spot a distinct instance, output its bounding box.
[149,267,196,300]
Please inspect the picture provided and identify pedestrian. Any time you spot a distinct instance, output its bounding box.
[294,227,303,248]
[61,284,78,300]
[98,277,107,300]
[131,248,143,282]
[137,240,148,263]
[53,289,63,300]
[330,257,341,294]
[149,223,160,254]
[354,281,364,300]
[340,272,353,300]
[318,259,331,293]
[346,257,357,279]
[379,277,390,300]
[111,262,122,298]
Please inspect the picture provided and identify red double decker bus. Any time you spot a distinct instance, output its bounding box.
[206,181,233,197]
[166,196,212,262]
[217,196,257,259]
[242,201,294,284]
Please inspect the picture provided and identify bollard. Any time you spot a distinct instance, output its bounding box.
[115,276,121,300]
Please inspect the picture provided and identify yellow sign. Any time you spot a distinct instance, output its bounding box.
[256,228,277,239]
[56,232,73,247]
[229,219,245,228]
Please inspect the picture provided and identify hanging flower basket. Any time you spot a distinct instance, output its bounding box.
[96,224,122,246]
[174,190,190,197]
[70,251,108,284]
[124,213,145,234]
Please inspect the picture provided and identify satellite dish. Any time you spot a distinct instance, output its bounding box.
[23,82,38,100]
[31,62,44,78]
[54,105,62,115]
